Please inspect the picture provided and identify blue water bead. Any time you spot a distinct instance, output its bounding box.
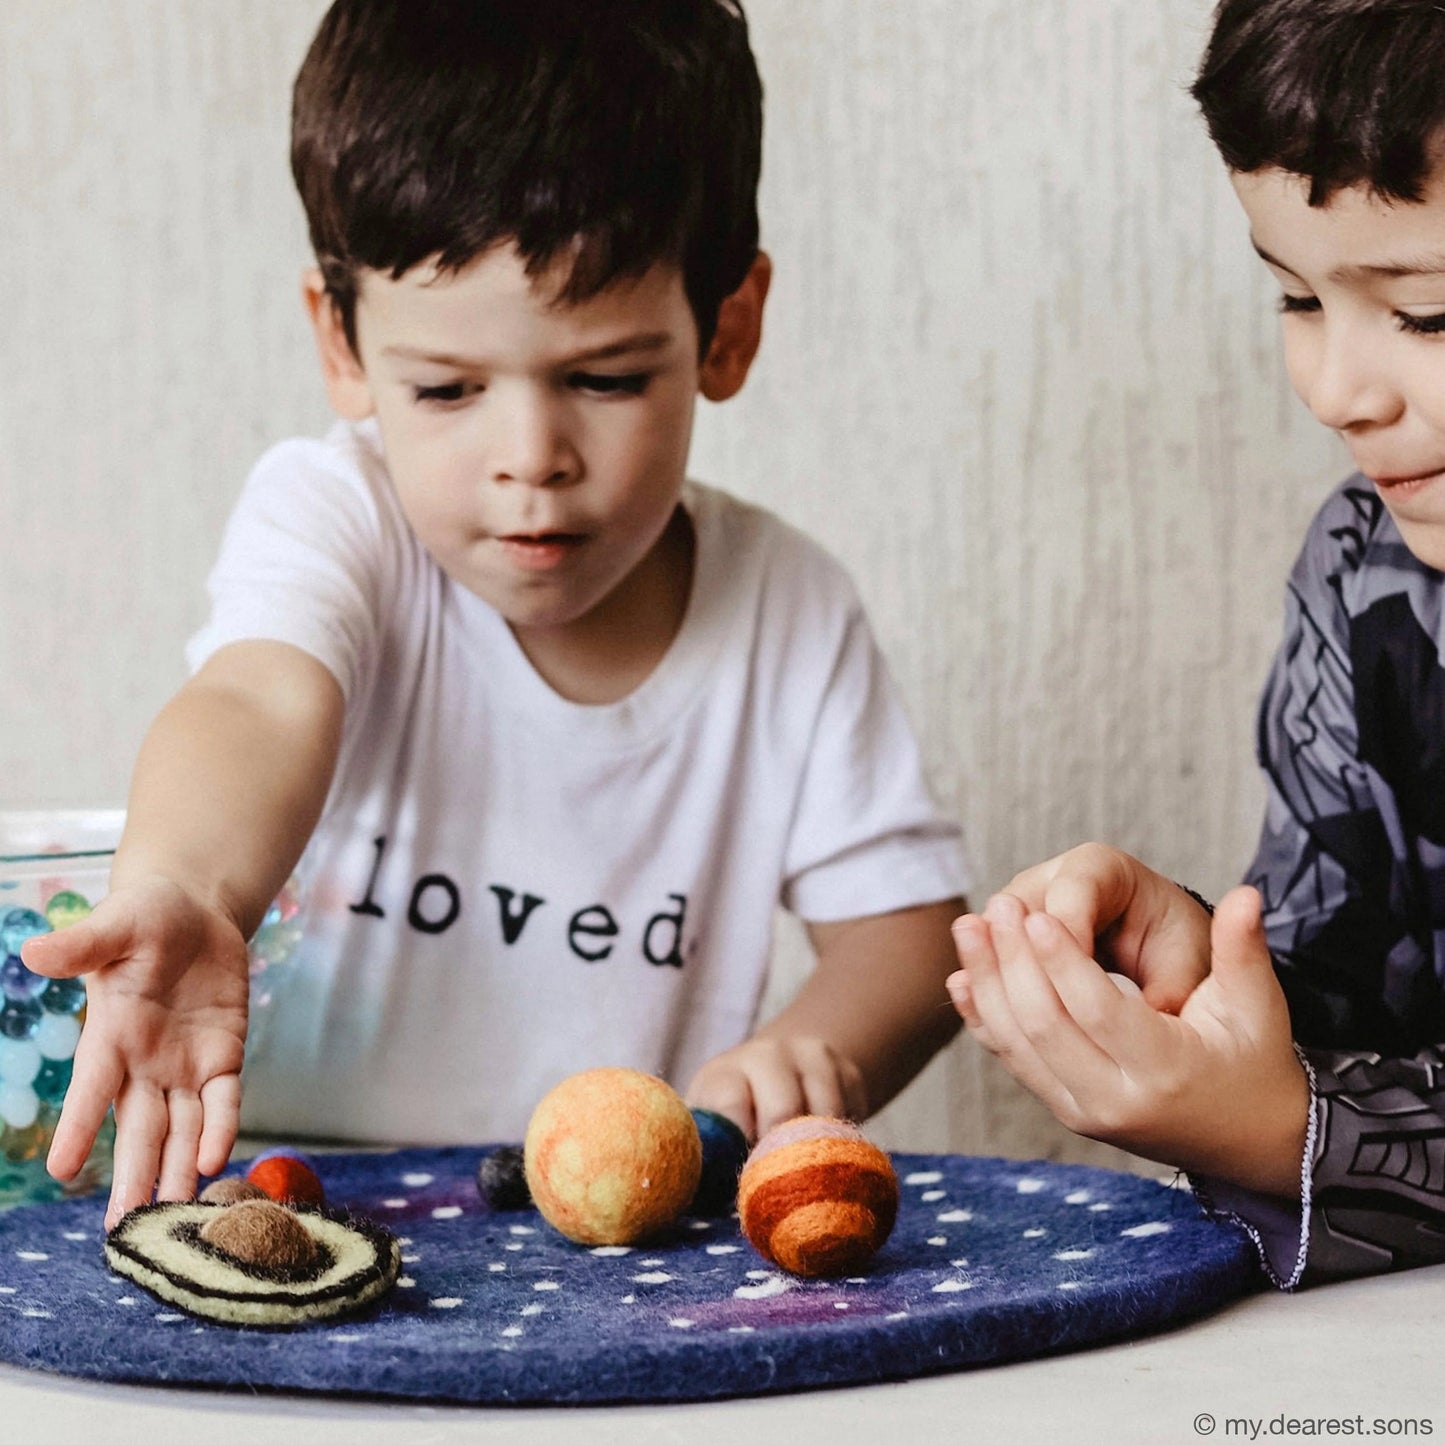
[0,1037,42,1087]
[0,908,50,956]
[0,997,43,1041]
[0,1081,40,1130]
[33,1056,72,1106]
[40,976,86,1015]
[1,953,47,1002]
[34,1012,80,1062]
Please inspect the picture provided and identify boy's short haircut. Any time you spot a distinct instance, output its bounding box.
[292,0,762,353]
[1193,0,1445,205]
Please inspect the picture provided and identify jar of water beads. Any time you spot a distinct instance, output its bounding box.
[0,810,304,1210]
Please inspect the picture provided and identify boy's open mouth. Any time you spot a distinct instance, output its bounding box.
[497,532,588,569]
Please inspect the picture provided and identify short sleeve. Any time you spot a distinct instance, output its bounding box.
[780,599,970,921]
[185,430,386,701]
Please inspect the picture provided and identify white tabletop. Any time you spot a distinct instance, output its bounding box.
[2,1262,1440,1445]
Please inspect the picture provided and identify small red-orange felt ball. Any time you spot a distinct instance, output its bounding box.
[737,1116,899,1277]
[524,1067,702,1245]
[246,1154,326,1208]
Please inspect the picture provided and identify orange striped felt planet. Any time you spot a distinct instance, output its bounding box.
[737,1117,898,1277]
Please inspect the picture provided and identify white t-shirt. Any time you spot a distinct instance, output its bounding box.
[187,419,970,1143]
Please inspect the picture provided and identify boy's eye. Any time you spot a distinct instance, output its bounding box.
[411,382,475,406]
[1277,293,1321,316]
[1396,311,1445,337]
[568,371,651,396]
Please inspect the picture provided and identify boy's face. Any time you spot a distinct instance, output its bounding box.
[1234,165,1445,570]
[306,244,765,648]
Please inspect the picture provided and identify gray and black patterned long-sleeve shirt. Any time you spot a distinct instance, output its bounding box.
[1196,478,1445,1287]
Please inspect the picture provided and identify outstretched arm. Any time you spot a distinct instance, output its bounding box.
[685,896,963,1140]
[21,640,343,1227]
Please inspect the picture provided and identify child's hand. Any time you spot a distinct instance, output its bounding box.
[685,1035,869,1144]
[948,886,1309,1195]
[20,877,250,1229]
[993,842,1214,1013]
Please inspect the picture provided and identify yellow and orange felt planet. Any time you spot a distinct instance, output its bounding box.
[524,1067,703,1245]
[737,1115,898,1277]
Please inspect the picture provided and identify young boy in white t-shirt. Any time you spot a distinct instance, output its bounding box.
[23,0,969,1228]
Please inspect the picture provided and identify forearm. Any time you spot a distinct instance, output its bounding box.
[760,898,963,1117]
[114,641,344,938]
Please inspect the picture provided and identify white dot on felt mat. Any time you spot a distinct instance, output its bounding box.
[63,1232,87,1241]
[331,1334,362,1343]
[921,1191,944,1202]
[155,1314,184,1322]
[0,1288,15,1295]
[932,1280,972,1294]
[728,1326,755,1334]
[398,1237,413,1245]
[1058,1281,1082,1290]
[16,1251,48,1262]
[904,1171,941,1185]
[834,1302,849,1310]
[398,1277,416,1288]
[401,1173,434,1186]
[383,1198,408,1209]
[937,1209,972,1222]
[1054,1249,1094,1260]
[1023,1228,1046,1238]
[430,1298,464,1309]
[669,1318,695,1329]
[688,1220,710,1230]
[950,1258,969,1267]
[590,1245,630,1257]
[632,1271,674,1284]
[639,1257,664,1266]
[21,1308,51,1319]
[1089,1203,1113,1212]
[533,1281,561,1292]
[734,1276,791,1301]
[705,1244,739,1255]
[621,1295,635,1304]
[1015,1179,1044,1194]
[401,1254,421,1263]
[488,1263,507,1272]
[521,1304,544,1316]
[745,1270,770,1280]
[1065,1191,1091,1204]
[1121,1221,1172,1238]
[431,1206,462,1220]
[928,1236,947,1246]
[115,1297,136,1305]
[501,1326,523,1337]
[504,1243,524,1251]
[509,1225,535,1235]
[885,1311,909,1321]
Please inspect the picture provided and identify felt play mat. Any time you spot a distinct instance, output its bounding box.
[0,1146,1259,1404]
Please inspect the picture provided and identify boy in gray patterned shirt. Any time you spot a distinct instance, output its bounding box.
[948,0,1445,1287]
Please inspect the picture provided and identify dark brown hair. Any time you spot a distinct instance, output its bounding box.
[1193,0,1445,205]
[292,0,762,351]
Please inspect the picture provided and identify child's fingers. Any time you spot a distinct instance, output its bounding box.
[106,1082,169,1230]
[686,1071,757,1144]
[744,1058,808,1139]
[46,1038,124,1183]
[197,1074,242,1178]
[20,905,135,980]
[952,911,1079,1117]
[986,900,1121,1091]
[155,1089,204,1203]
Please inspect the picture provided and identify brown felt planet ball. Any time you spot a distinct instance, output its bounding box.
[198,1176,268,1205]
[524,1067,702,1245]
[199,1197,320,1271]
[737,1116,899,1277]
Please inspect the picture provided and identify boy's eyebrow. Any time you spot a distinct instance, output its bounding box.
[381,333,677,367]
[1252,239,1445,282]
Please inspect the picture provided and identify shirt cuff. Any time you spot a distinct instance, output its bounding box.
[1188,1046,1319,1290]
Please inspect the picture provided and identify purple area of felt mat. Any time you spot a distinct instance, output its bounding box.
[0,1146,1259,1403]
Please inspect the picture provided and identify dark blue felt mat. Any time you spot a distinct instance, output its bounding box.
[0,1146,1259,1403]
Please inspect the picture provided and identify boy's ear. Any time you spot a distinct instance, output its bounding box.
[302,268,375,420]
[699,251,772,402]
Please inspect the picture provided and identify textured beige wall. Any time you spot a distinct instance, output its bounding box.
[1,2,1349,1161]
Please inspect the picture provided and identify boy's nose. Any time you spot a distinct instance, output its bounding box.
[1300,326,1405,434]
[488,394,580,487]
